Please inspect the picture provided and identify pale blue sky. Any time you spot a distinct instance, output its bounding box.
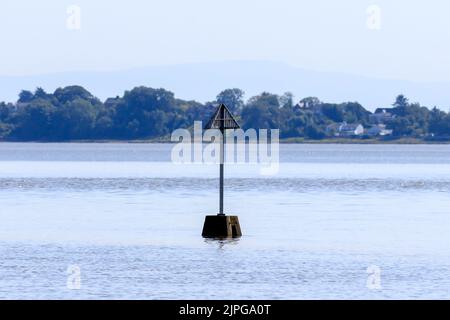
[0,0,449,82]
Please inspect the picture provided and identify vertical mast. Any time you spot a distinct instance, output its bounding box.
[219,106,225,215]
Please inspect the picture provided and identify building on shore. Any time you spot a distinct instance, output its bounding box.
[326,122,364,137]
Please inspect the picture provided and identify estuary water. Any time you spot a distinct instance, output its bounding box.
[0,143,450,299]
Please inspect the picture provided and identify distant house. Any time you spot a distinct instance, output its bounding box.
[366,124,393,136]
[325,123,341,137]
[369,108,396,124]
[338,122,364,137]
[326,122,364,137]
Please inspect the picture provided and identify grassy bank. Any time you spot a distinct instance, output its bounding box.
[279,137,450,144]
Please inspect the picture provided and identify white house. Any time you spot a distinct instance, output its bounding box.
[337,122,364,137]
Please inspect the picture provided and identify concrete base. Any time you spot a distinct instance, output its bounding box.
[202,215,242,238]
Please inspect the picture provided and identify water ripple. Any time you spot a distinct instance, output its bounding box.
[0,177,449,193]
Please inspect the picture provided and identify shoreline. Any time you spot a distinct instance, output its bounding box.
[1,138,450,144]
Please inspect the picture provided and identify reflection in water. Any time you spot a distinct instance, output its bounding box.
[203,238,241,250]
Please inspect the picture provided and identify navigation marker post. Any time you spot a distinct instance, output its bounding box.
[201,104,242,238]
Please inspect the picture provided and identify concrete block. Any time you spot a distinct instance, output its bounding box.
[202,215,242,238]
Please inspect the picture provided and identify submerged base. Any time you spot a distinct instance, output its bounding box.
[202,215,242,238]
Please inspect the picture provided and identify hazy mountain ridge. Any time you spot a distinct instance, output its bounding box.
[1,61,449,111]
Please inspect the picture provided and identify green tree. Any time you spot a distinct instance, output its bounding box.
[0,102,14,139]
[54,98,98,139]
[113,87,178,138]
[54,85,99,105]
[279,92,294,109]
[14,99,57,140]
[18,90,34,103]
[299,97,321,108]
[216,88,245,114]
[389,117,413,136]
[0,85,449,142]
[34,87,49,99]
[393,94,409,109]
[392,94,409,116]
[321,104,344,122]
[304,125,326,139]
[429,107,450,136]
[241,92,282,130]
[342,102,370,125]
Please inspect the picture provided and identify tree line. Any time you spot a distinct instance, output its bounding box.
[0,85,449,141]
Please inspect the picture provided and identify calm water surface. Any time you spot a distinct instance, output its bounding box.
[0,143,450,299]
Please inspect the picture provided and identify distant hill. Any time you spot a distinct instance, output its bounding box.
[1,61,449,111]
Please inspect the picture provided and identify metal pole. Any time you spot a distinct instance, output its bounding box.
[219,107,225,215]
